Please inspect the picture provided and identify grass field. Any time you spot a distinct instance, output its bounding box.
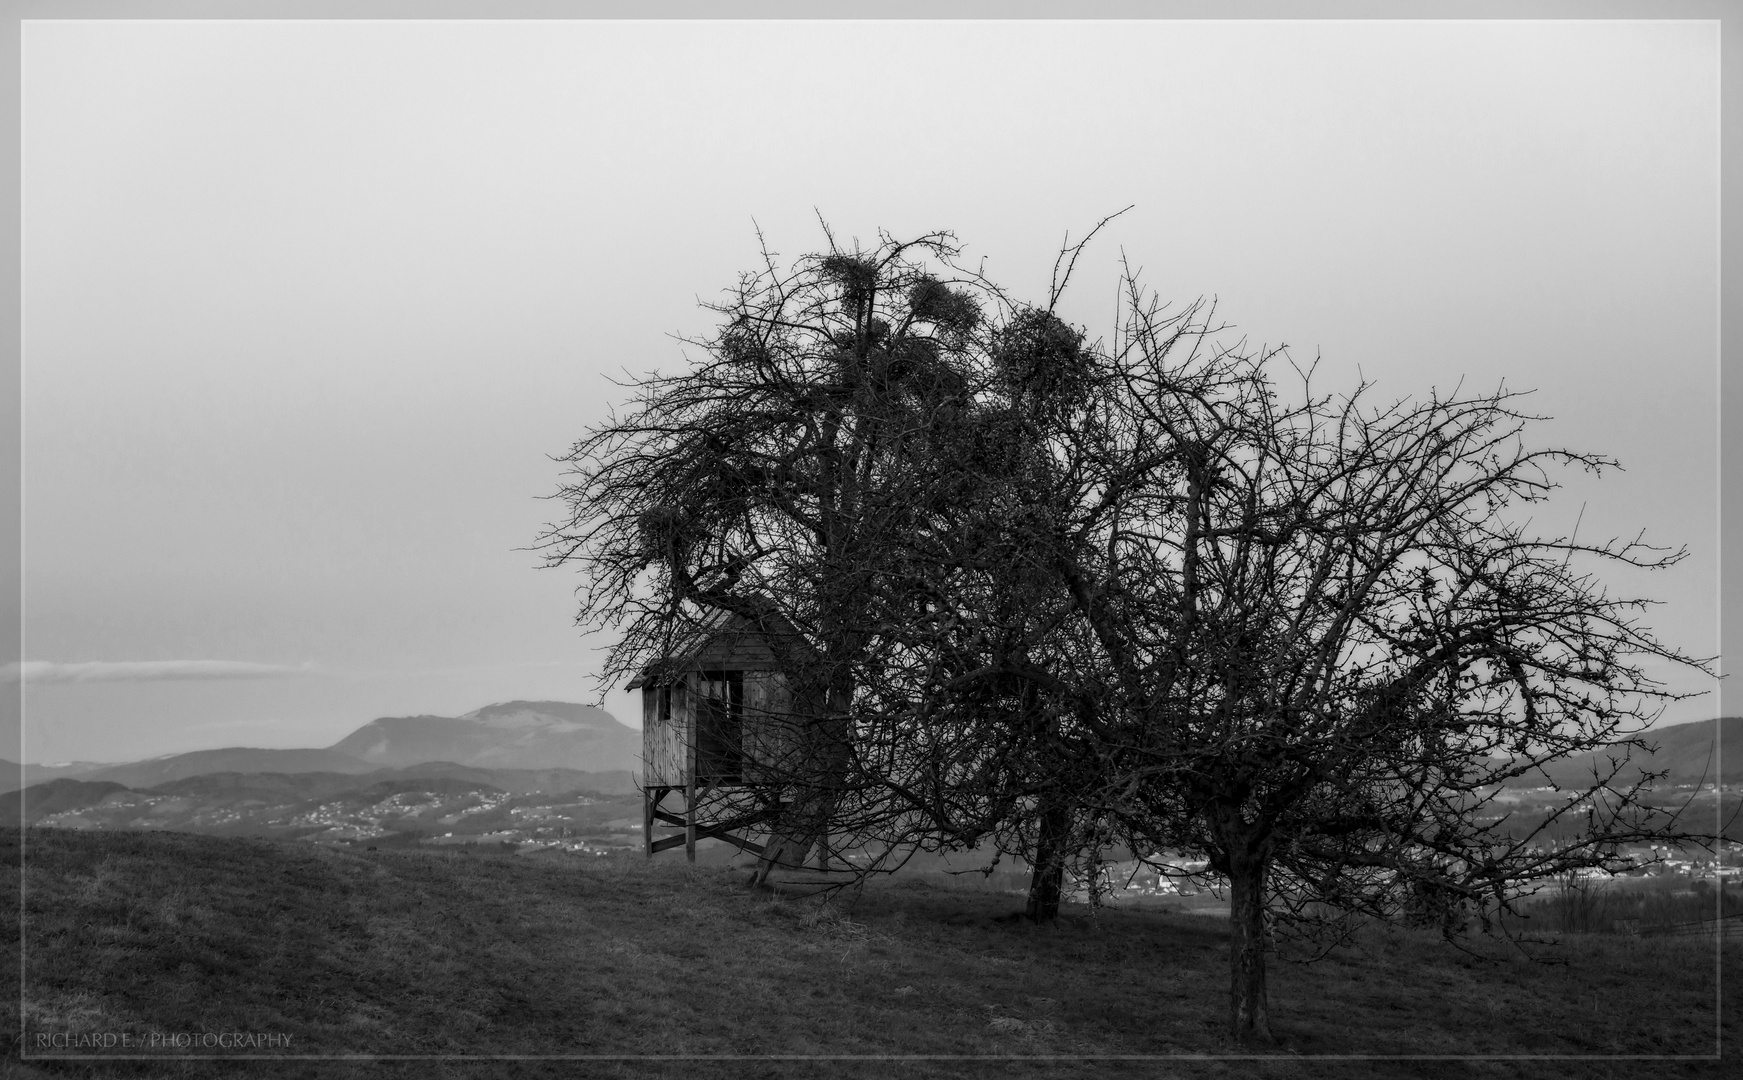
[5,827,1738,1079]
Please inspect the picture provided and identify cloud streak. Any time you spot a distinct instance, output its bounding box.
[3,660,315,684]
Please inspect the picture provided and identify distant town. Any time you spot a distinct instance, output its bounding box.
[21,778,649,857]
[10,706,1738,912]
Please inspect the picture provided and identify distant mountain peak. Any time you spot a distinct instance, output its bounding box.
[457,701,627,733]
[325,701,637,773]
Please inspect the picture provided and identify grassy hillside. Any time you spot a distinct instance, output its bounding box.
[7,828,1738,1079]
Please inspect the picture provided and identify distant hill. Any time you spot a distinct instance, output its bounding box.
[1637,717,1739,785]
[84,748,377,789]
[0,778,130,822]
[136,769,608,810]
[145,770,393,803]
[1503,716,1739,789]
[365,762,638,795]
[143,763,634,799]
[327,700,640,773]
[0,759,111,795]
[8,702,639,793]
[316,776,507,804]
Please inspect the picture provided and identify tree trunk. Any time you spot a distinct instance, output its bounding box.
[751,819,816,887]
[750,782,835,887]
[749,696,849,889]
[1225,842,1273,1043]
[1026,801,1071,921]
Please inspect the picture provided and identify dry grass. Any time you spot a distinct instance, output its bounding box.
[3,827,1738,1079]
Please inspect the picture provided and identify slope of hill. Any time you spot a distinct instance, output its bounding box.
[0,758,111,795]
[8,702,639,797]
[1639,716,1740,784]
[137,763,632,801]
[364,761,637,795]
[144,770,381,802]
[327,700,640,772]
[1503,716,1739,789]
[84,747,376,789]
[0,778,130,822]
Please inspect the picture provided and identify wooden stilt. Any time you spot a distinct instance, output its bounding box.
[643,787,663,858]
[651,821,765,856]
[684,783,697,863]
[685,713,698,862]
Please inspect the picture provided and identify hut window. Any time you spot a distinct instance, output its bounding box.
[696,672,743,784]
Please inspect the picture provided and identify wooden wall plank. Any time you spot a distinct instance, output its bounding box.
[642,684,691,787]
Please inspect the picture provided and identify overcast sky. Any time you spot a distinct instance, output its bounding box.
[17,18,1719,763]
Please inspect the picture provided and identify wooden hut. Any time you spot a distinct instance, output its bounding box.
[628,611,814,861]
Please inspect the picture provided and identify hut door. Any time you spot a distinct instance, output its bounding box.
[696,672,744,784]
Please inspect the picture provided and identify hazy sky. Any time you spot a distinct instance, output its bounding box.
[17,19,1719,763]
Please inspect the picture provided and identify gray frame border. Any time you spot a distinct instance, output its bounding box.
[5,0,1730,1066]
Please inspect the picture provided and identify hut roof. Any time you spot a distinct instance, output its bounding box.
[625,609,812,689]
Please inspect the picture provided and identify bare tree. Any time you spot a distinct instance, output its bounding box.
[846,301,1110,916]
[1038,276,1715,1040]
[539,226,1015,885]
[543,225,1709,1046]
[541,222,1160,913]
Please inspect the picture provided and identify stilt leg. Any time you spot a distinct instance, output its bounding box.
[685,781,697,863]
[643,787,662,858]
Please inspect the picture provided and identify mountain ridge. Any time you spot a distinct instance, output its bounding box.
[1501,716,1739,789]
[11,709,1727,801]
[326,700,639,773]
[84,748,378,789]
[2,700,641,795]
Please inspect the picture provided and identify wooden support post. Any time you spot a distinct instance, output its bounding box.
[684,782,697,863]
[643,787,662,858]
[652,822,765,856]
[685,696,698,863]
